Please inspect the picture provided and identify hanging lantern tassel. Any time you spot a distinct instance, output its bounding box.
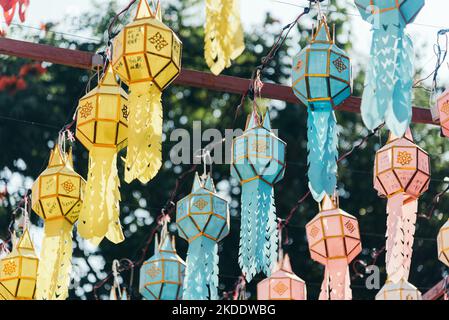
[292,18,351,201]
[176,173,230,300]
[231,111,286,281]
[204,0,245,75]
[112,0,182,183]
[76,65,128,245]
[126,82,162,183]
[373,128,430,300]
[31,146,85,300]
[354,0,425,136]
[306,195,362,300]
[385,194,417,283]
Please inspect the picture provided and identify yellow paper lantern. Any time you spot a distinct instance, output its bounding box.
[31,145,85,300]
[112,0,182,183]
[0,230,39,300]
[76,65,128,245]
[437,219,449,267]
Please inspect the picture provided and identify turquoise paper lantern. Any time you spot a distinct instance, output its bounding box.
[354,0,425,27]
[230,111,286,281]
[291,18,351,202]
[176,173,230,300]
[139,233,185,300]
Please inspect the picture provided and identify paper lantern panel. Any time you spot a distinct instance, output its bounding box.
[437,89,449,137]
[112,0,182,90]
[375,280,422,300]
[354,0,425,26]
[306,208,361,265]
[437,219,449,267]
[231,126,286,186]
[374,131,430,198]
[75,79,128,152]
[176,182,230,243]
[292,21,351,108]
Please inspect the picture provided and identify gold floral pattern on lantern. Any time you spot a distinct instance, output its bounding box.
[294,60,303,71]
[272,281,288,296]
[61,180,75,193]
[149,32,168,51]
[146,265,161,278]
[2,261,16,276]
[441,100,449,115]
[397,151,413,166]
[252,140,268,153]
[193,198,208,211]
[333,57,347,73]
[79,102,93,119]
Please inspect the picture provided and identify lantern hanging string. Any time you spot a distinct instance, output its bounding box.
[413,28,449,100]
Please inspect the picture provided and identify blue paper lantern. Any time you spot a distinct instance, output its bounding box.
[354,0,424,137]
[230,110,286,281]
[139,232,185,300]
[176,173,230,300]
[292,17,351,201]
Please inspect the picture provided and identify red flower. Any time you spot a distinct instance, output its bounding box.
[0,0,30,26]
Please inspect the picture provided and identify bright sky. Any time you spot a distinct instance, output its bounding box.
[2,0,448,86]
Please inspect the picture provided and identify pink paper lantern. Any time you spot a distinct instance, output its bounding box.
[306,195,361,300]
[374,128,430,199]
[376,279,422,301]
[257,254,306,300]
[437,89,449,137]
[373,128,430,291]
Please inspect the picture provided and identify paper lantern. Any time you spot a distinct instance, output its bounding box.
[140,231,185,300]
[257,254,306,300]
[230,110,286,281]
[374,129,430,284]
[354,0,425,137]
[176,173,229,300]
[0,229,39,300]
[204,0,245,75]
[306,195,361,300]
[437,219,449,267]
[292,17,351,201]
[76,65,128,246]
[376,279,422,300]
[112,0,182,183]
[437,88,449,137]
[31,146,85,300]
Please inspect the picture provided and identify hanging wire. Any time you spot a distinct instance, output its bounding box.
[413,28,449,102]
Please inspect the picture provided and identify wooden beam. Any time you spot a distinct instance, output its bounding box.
[423,278,447,300]
[0,38,437,125]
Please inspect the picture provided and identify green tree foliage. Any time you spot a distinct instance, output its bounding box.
[0,0,447,300]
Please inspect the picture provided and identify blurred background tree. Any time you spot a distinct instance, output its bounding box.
[0,0,448,300]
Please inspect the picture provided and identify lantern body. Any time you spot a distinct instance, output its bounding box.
[75,71,128,152]
[31,147,85,225]
[437,219,449,267]
[375,280,422,300]
[231,114,286,186]
[0,230,38,300]
[140,236,185,300]
[257,255,306,300]
[374,130,430,199]
[292,21,351,109]
[437,88,449,137]
[176,176,229,243]
[306,204,361,266]
[354,0,424,27]
[111,0,182,90]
